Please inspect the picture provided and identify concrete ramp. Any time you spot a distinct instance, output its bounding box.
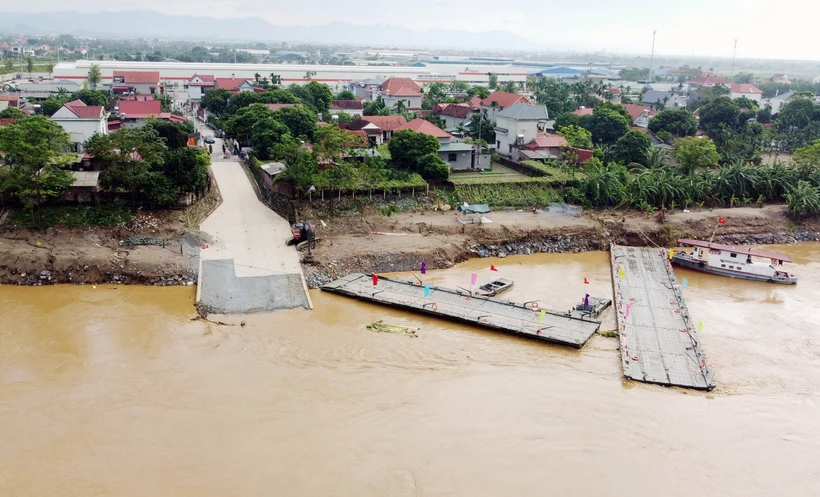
[197,160,310,314]
[610,245,715,390]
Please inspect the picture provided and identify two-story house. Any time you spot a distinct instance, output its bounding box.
[436,103,475,130]
[215,78,255,92]
[494,103,549,159]
[378,78,423,111]
[480,91,531,122]
[50,100,108,153]
[112,71,161,95]
[330,100,364,117]
[188,74,215,101]
[729,84,764,105]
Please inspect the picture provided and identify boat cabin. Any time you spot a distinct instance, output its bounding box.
[674,239,796,284]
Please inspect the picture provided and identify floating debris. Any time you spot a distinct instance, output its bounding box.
[366,320,418,337]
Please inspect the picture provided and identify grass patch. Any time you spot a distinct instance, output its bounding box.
[6,204,133,229]
[454,183,560,207]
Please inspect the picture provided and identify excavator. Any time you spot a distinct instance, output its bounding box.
[286,221,319,251]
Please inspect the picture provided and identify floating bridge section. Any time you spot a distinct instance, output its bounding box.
[610,245,716,390]
[322,273,606,348]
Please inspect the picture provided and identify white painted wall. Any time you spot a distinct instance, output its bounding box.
[381,94,422,110]
[51,111,107,152]
[494,117,540,157]
[730,91,762,104]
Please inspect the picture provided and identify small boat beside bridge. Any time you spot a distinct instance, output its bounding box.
[671,239,797,284]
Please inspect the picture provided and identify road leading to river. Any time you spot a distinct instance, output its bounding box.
[197,157,310,314]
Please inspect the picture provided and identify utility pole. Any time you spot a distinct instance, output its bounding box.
[730,39,737,78]
[648,30,657,85]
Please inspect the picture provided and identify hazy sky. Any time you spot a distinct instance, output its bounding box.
[7,0,820,59]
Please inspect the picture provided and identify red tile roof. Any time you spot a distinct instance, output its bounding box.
[571,107,594,116]
[438,103,474,118]
[358,115,408,131]
[395,118,452,139]
[730,84,763,94]
[331,100,364,110]
[68,105,104,119]
[469,96,482,108]
[65,99,86,108]
[0,96,19,106]
[263,103,298,111]
[190,74,215,82]
[531,135,568,148]
[118,100,162,118]
[0,118,17,127]
[480,91,530,109]
[607,88,623,95]
[380,78,421,97]
[689,76,730,86]
[622,104,657,120]
[113,71,160,84]
[215,78,251,90]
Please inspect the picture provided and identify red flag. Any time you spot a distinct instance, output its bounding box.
[372,274,378,286]
[584,278,589,284]
[719,217,726,225]
[490,265,498,272]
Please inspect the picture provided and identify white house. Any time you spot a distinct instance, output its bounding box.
[330,99,364,117]
[50,100,107,153]
[729,84,764,105]
[112,71,161,95]
[188,74,215,100]
[494,103,549,158]
[378,78,422,110]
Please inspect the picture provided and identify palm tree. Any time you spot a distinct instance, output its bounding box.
[270,73,281,86]
[56,87,69,100]
[644,147,668,169]
[393,99,407,115]
[254,72,261,83]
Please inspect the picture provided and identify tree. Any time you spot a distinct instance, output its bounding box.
[618,67,650,81]
[614,130,652,166]
[0,116,75,226]
[250,118,291,160]
[40,98,63,117]
[673,136,720,175]
[304,81,333,115]
[776,97,817,133]
[163,148,210,194]
[200,88,233,116]
[468,110,496,144]
[733,72,754,84]
[785,181,820,219]
[388,130,440,171]
[534,79,573,117]
[223,105,277,144]
[557,125,593,149]
[467,86,490,100]
[502,80,518,93]
[793,140,820,169]
[148,119,190,150]
[0,107,26,119]
[587,108,630,145]
[699,96,740,136]
[25,56,33,77]
[648,109,697,137]
[487,72,498,90]
[757,104,773,124]
[71,88,110,107]
[416,153,449,181]
[312,124,366,166]
[87,63,102,89]
[272,105,318,141]
[393,99,408,115]
[336,89,356,100]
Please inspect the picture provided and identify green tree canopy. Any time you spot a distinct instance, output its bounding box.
[388,129,440,171]
[200,88,233,116]
[468,111,496,144]
[648,109,697,137]
[40,98,63,117]
[0,107,27,119]
[71,88,110,107]
[488,73,498,90]
[587,108,630,145]
[222,104,277,144]
[0,116,75,226]
[335,89,356,100]
[557,125,593,149]
[271,105,318,141]
[87,63,102,89]
[699,96,740,136]
[614,130,652,166]
[416,153,449,181]
[673,136,720,175]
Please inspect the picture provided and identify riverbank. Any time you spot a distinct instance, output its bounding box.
[2,199,818,288]
[300,203,820,288]
[0,182,221,286]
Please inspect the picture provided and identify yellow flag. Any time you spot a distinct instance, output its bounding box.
[539,309,546,323]
[320,220,327,228]
[669,249,674,260]
[698,320,704,332]
[619,266,625,279]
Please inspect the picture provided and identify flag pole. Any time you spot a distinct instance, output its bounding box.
[709,221,720,243]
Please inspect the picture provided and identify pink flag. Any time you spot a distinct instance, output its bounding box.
[471,273,478,285]
[625,303,631,317]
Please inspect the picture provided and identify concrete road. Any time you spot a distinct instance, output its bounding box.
[197,159,311,314]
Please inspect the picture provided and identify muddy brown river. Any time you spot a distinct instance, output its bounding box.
[2,245,819,496]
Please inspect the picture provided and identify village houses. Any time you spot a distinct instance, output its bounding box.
[50,99,107,153]
[112,71,161,95]
[494,103,550,159]
[187,74,215,100]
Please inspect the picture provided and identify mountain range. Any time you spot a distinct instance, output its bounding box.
[0,10,541,51]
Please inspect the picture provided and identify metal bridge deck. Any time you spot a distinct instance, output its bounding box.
[322,273,605,348]
[610,245,716,390]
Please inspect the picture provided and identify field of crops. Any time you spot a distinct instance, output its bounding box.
[449,164,534,185]
[454,183,560,207]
